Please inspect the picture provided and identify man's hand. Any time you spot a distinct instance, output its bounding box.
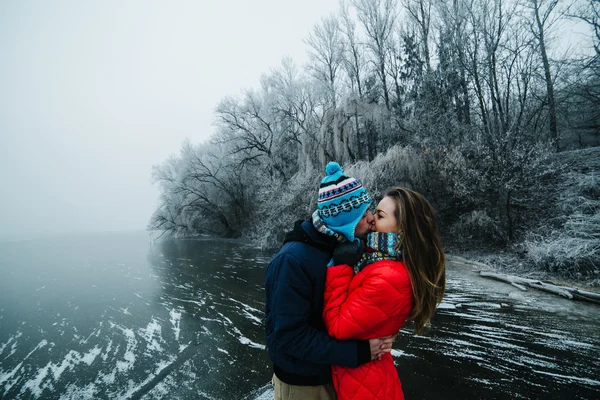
[368,334,397,360]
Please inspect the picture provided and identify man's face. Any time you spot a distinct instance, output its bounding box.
[354,209,375,239]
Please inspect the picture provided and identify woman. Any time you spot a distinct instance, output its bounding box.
[323,187,446,400]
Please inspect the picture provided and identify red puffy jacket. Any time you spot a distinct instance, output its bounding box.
[323,260,413,400]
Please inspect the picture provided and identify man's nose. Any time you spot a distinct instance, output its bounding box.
[367,211,375,224]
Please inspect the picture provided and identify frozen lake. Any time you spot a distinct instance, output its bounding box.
[0,231,599,399]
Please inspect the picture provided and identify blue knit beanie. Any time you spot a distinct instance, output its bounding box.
[317,162,373,242]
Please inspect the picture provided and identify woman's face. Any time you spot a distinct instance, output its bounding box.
[373,196,398,233]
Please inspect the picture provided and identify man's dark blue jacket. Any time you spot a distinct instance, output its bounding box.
[264,219,371,386]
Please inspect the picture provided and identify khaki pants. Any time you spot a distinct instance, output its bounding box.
[272,374,336,400]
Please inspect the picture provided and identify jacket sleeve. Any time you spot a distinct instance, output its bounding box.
[323,262,412,340]
[270,253,370,368]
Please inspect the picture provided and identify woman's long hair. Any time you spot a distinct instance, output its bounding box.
[385,187,446,334]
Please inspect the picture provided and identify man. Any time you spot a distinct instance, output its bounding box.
[265,162,395,400]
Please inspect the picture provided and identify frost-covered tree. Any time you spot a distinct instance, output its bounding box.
[352,0,400,110]
[340,0,368,99]
[215,78,303,181]
[149,140,256,238]
[305,14,346,110]
[402,0,433,72]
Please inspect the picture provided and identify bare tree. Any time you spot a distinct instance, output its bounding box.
[387,26,406,112]
[339,0,369,160]
[528,0,560,150]
[402,0,433,71]
[483,0,518,138]
[561,1,600,146]
[150,141,253,238]
[352,0,399,110]
[263,59,318,169]
[340,0,367,99]
[305,14,346,110]
[567,0,600,55]
[460,0,519,138]
[215,89,294,180]
[435,0,472,125]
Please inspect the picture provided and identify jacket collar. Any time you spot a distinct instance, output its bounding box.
[283,219,337,251]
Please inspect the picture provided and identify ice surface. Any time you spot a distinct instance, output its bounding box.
[121,358,175,399]
[169,309,182,342]
[533,370,600,386]
[138,317,164,353]
[18,345,101,397]
[229,298,263,325]
[2,235,599,399]
[0,360,24,394]
[114,326,137,372]
[0,335,14,356]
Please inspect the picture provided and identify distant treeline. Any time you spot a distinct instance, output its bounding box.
[150,0,600,278]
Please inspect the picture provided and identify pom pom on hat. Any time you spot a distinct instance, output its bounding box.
[317,161,372,242]
[325,162,343,176]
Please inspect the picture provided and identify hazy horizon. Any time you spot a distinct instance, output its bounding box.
[0,0,339,236]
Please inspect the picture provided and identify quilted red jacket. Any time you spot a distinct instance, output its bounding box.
[323,259,413,400]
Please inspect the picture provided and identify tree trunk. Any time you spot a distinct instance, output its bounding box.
[505,189,513,241]
[354,109,364,160]
[533,0,559,151]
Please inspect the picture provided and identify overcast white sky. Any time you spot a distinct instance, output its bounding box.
[0,0,339,236]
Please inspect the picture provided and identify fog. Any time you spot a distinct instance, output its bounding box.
[0,0,338,237]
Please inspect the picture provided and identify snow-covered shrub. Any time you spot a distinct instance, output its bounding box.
[521,149,600,277]
[449,210,506,249]
[523,230,599,277]
[527,211,600,277]
[345,145,426,198]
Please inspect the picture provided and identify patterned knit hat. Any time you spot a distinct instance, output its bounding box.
[317,162,372,242]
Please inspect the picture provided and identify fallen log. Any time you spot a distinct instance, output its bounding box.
[562,288,600,304]
[480,271,536,285]
[510,282,528,291]
[528,282,573,299]
[479,271,598,304]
